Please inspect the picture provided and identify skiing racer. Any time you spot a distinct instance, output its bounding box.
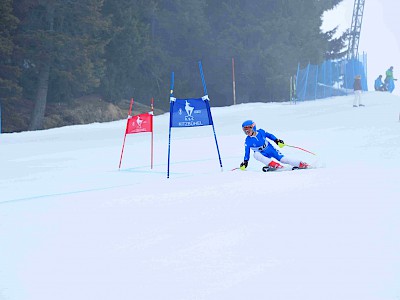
[239,120,310,172]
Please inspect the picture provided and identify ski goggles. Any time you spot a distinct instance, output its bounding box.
[242,125,254,134]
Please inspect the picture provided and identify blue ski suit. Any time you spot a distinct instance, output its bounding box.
[243,129,284,162]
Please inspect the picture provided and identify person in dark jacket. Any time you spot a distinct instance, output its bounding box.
[353,75,364,107]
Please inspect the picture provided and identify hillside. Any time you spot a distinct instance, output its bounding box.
[1,95,164,133]
[1,92,400,300]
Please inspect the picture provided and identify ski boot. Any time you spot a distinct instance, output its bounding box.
[292,161,310,170]
[262,161,284,172]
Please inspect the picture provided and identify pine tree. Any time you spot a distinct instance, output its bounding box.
[13,0,110,130]
[0,0,21,102]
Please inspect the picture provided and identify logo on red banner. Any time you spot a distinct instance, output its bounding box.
[126,113,153,134]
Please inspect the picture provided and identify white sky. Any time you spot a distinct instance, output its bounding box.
[1,92,400,300]
[322,0,400,95]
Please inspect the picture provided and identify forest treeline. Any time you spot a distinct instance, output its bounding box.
[1,0,347,131]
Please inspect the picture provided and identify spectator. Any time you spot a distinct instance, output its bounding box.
[353,75,364,107]
[374,75,386,91]
[384,66,397,93]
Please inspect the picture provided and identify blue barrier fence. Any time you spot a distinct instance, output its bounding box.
[295,53,368,102]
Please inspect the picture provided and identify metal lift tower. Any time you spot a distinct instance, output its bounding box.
[346,0,366,60]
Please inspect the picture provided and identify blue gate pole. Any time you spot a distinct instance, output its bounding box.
[303,63,310,101]
[322,61,326,98]
[314,65,319,100]
[167,72,175,178]
[329,61,332,98]
[198,60,223,171]
[344,59,348,94]
[366,52,369,91]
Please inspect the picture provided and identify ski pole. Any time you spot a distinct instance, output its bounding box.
[282,144,317,156]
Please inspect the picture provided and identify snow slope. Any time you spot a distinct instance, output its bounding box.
[1,91,400,300]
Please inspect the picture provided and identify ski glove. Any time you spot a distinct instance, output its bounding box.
[240,160,248,170]
[274,139,285,148]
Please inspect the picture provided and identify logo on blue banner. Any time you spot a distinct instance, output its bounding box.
[171,98,212,127]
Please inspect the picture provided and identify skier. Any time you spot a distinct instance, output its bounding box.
[239,120,310,172]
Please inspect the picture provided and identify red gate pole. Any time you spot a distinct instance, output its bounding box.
[150,97,154,169]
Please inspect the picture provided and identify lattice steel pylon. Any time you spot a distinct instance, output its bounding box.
[346,0,366,60]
